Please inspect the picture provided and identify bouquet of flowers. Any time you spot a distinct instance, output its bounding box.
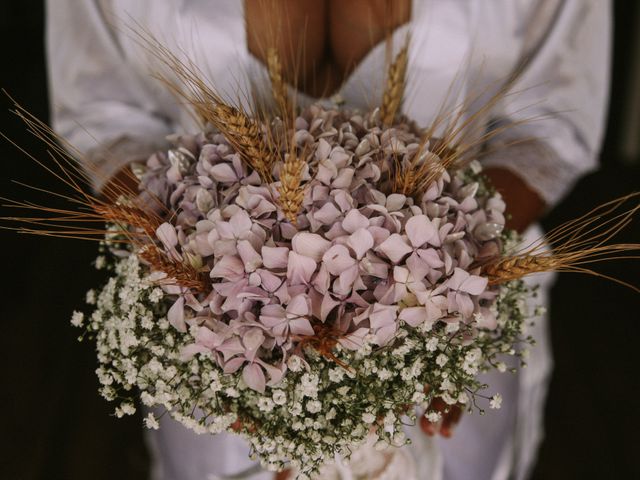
[5,41,638,478]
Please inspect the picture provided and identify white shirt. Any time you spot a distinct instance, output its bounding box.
[46,1,611,479]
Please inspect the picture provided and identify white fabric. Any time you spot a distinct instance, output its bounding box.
[46,1,610,479]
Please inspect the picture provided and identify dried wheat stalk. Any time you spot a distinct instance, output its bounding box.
[278,146,306,224]
[211,103,274,182]
[267,46,291,117]
[380,36,409,127]
[139,245,210,294]
[482,194,640,292]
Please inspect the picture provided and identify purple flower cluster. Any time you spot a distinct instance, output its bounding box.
[139,105,507,392]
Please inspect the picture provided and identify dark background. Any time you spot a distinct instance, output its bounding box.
[1,2,638,479]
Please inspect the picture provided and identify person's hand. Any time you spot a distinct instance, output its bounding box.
[483,167,546,233]
[101,165,139,204]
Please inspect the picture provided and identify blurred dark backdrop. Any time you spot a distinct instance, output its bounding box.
[1,2,638,479]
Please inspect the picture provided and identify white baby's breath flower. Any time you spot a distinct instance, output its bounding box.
[258,397,275,413]
[361,412,376,424]
[306,400,322,414]
[85,289,96,305]
[336,386,350,396]
[94,255,106,270]
[272,390,287,405]
[328,368,345,383]
[436,354,448,367]
[140,391,155,406]
[144,412,160,430]
[490,393,503,409]
[425,337,439,352]
[71,311,84,328]
[445,322,460,334]
[287,355,303,372]
[425,411,441,423]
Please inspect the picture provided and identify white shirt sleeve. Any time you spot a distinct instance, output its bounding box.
[46,0,173,191]
[482,0,611,208]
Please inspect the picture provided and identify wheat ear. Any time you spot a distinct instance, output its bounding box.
[380,35,410,127]
[482,194,640,292]
[267,46,292,117]
[278,140,306,224]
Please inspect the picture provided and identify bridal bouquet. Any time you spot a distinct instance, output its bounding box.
[6,41,638,477]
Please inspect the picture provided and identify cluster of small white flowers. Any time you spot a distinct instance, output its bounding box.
[73,247,532,477]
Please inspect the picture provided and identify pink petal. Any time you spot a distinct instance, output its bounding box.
[260,304,286,327]
[315,138,331,160]
[369,304,398,330]
[258,270,283,292]
[313,202,341,224]
[243,328,265,352]
[217,338,246,361]
[334,265,359,295]
[312,264,331,294]
[243,363,266,393]
[320,294,340,321]
[332,168,355,188]
[368,226,391,245]
[393,266,410,283]
[373,323,397,346]
[287,251,317,285]
[237,240,262,272]
[261,246,289,269]
[342,209,369,233]
[424,299,445,322]
[261,361,287,386]
[417,248,444,268]
[210,163,238,183]
[406,252,430,282]
[223,356,245,374]
[287,294,310,317]
[195,326,219,349]
[456,292,475,318]
[399,307,427,327]
[386,193,406,211]
[405,215,436,248]
[333,190,353,212]
[168,297,186,332]
[322,245,357,275]
[180,343,210,361]
[292,232,331,262]
[156,222,178,248]
[347,228,374,260]
[289,317,315,336]
[378,234,413,263]
[338,327,369,350]
[459,274,488,295]
[316,160,338,185]
[210,255,244,279]
[229,209,252,236]
[446,268,469,291]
